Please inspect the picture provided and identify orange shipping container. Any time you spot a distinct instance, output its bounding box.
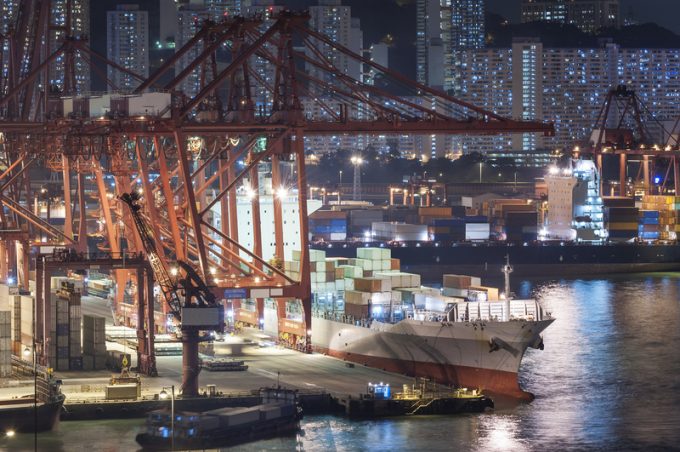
[345,303,369,319]
[443,274,472,289]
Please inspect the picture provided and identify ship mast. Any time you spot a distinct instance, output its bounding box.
[502,255,513,321]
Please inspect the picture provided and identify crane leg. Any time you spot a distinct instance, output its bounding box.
[181,328,201,397]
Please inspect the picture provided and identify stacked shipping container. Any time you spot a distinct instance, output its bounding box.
[54,282,82,371]
[638,210,660,241]
[309,210,347,241]
[82,315,107,370]
[641,195,680,240]
[0,311,10,377]
[603,197,638,242]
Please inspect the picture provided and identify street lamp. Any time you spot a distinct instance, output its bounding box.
[23,343,36,450]
[350,156,364,201]
[159,385,176,450]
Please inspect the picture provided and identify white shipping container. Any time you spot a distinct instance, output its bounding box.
[414,292,427,309]
[465,223,490,241]
[357,247,382,260]
[126,92,172,117]
[338,265,363,278]
[335,279,345,291]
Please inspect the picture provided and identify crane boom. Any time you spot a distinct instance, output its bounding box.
[120,191,224,397]
[119,191,182,317]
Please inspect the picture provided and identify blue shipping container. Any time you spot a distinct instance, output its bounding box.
[465,216,487,223]
[432,218,465,226]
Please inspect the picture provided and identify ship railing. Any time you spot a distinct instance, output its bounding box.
[410,310,448,322]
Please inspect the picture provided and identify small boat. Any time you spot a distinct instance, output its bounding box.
[135,387,302,450]
[0,369,65,433]
[337,380,494,418]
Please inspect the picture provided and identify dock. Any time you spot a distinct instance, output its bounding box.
[36,333,444,420]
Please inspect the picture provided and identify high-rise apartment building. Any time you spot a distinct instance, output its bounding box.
[366,42,389,85]
[307,0,363,91]
[0,1,90,94]
[416,0,485,93]
[175,1,277,105]
[49,0,90,94]
[456,40,680,164]
[107,5,149,92]
[521,0,620,33]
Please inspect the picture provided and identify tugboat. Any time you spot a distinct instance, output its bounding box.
[135,387,302,450]
[0,361,65,433]
[338,379,494,418]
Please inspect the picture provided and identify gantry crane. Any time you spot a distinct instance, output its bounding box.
[120,191,223,396]
[581,85,680,196]
[0,5,555,372]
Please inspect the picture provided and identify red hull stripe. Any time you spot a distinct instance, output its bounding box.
[317,347,534,400]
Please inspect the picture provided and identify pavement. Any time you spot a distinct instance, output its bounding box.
[1,294,427,402]
[55,336,422,402]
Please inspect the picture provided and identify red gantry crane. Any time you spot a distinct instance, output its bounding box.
[0,4,554,382]
[120,191,223,396]
[581,85,680,196]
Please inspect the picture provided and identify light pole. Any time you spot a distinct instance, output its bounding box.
[351,156,363,201]
[23,343,36,450]
[160,385,175,450]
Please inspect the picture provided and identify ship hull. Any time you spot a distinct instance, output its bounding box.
[312,317,554,400]
[0,395,65,433]
[315,242,680,279]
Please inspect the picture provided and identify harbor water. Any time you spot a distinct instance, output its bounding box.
[2,273,680,451]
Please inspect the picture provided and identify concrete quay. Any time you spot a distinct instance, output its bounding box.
[44,337,429,420]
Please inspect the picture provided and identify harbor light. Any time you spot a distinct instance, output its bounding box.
[5,430,15,438]
[275,187,288,199]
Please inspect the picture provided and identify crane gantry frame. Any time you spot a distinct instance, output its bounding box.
[0,4,554,372]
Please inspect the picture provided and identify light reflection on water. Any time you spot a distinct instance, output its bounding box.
[1,274,679,451]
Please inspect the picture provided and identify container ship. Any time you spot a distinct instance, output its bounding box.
[277,248,554,400]
[313,241,680,281]
[309,190,680,279]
